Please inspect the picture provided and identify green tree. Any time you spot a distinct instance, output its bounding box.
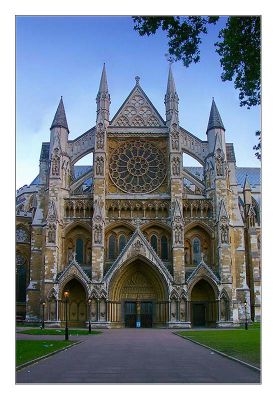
[253,131,261,160]
[133,16,260,109]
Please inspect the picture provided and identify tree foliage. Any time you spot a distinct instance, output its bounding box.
[253,130,261,160]
[133,16,260,109]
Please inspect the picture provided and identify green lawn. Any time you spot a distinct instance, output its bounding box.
[19,328,102,336]
[177,326,260,368]
[16,340,75,367]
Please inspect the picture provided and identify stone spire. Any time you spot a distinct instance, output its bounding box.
[207,98,225,133]
[50,97,69,131]
[243,174,252,205]
[96,63,110,123]
[98,63,109,94]
[165,64,179,124]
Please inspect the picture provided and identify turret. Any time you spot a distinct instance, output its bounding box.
[96,63,110,124]
[165,65,179,125]
[207,98,225,153]
[49,97,69,155]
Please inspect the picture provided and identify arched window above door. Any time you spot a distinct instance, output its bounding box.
[192,237,201,265]
[150,234,158,253]
[76,238,84,264]
[108,234,117,260]
[161,235,168,260]
[118,234,127,253]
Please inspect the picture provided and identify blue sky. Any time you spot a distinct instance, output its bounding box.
[16,16,261,188]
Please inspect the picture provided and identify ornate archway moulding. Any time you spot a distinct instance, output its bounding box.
[104,228,173,288]
[187,261,220,297]
[56,259,90,299]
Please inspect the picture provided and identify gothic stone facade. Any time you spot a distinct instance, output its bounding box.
[16,66,261,328]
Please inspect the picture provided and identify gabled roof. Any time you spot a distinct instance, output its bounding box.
[110,80,165,128]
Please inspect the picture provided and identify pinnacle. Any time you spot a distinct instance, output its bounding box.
[50,97,69,130]
[166,64,177,95]
[243,174,251,191]
[207,98,225,133]
[98,63,109,94]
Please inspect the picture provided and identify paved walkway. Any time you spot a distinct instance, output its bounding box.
[16,329,260,384]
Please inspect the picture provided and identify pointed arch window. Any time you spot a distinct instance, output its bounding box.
[118,234,127,254]
[161,235,168,260]
[76,238,84,264]
[150,234,158,253]
[192,237,201,265]
[108,234,117,260]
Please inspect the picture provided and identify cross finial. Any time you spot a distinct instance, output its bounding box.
[73,251,77,261]
[135,76,140,85]
[201,252,204,262]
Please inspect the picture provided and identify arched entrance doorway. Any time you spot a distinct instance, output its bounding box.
[61,278,87,327]
[190,279,218,327]
[108,258,169,328]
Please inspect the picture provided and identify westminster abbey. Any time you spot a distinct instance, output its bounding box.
[16,65,261,328]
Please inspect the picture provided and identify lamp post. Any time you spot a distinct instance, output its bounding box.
[244,300,248,330]
[88,299,92,334]
[41,301,46,329]
[64,290,69,340]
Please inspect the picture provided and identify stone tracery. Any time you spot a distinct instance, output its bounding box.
[109,141,166,193]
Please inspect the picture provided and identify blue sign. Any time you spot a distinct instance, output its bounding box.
[136,321,141,328]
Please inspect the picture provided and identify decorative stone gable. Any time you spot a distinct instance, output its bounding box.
[56,259,90,288]
[105,229,173,286]
[187,260,220,287]
[111,85,165,127]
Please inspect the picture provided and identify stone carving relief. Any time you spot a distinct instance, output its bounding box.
[112,89,163,127]
[132,238,144,254]
[121,271,155,300]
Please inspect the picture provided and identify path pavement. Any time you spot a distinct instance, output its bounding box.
[16,329,260,384]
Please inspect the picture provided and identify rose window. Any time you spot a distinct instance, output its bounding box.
[109,141,166,193]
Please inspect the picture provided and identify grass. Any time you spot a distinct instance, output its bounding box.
[178,324,260,368]
[16,340,75,367]
[19,328,102,336]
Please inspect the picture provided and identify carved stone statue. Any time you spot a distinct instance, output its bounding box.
[94,224,103,244]
[96,123,105,149]
[172,156,180,176]
[220,223,229,244]
[95,156,104,175]
[52,155,60,176]
[215,149,224,176]
[174,224,183,244]
[171,125,179,150]
[48,224,56,243]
